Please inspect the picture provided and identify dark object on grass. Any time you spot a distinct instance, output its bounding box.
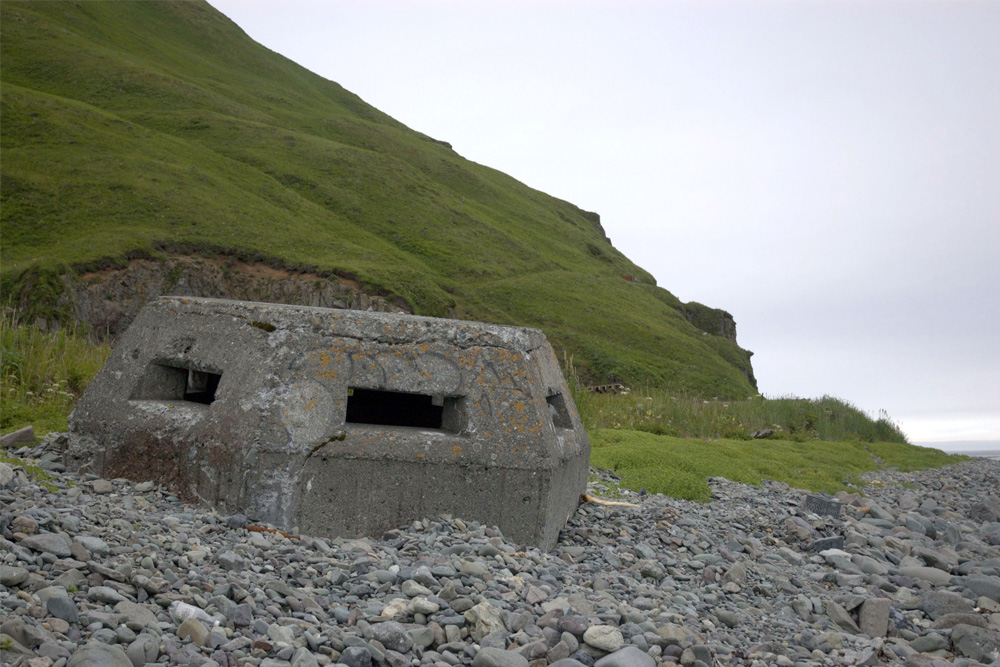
[750,429,774,439]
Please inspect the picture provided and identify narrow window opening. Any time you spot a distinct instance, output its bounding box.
[129,362,222,405]
[346,388,463,433]
[184,369,221,405]
[547,393,572,430]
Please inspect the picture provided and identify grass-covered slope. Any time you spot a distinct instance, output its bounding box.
[0,0,755,397]
[590,430,965,502]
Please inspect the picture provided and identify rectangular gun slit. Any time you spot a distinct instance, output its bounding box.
[129,363,221,405]
[346,387,462,433]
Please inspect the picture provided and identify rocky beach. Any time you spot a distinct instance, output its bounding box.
[2,436,999,667]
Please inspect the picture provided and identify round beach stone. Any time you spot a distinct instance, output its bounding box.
[67,642,133,667]
[371,621,413,653]
[550,659,590,667]
[12,515,37,534]
[965,574,1000,602]
[473,646,530,667]
[126,634,160,666]
[908,633,949,653]
[340,646,373,667]
[921,590,974,620]
[46,595,79,624]
[267,622,295,645]
[0,565,29,587]
[91,479,113,494]
[466,601,506,641]
[177,617,210,646]
[558,615,590,637]
[292,647,321,667]
[217,549,245,571]
[73,535,110,555]
[401,579,432,597]
[114,600,160,631]
[583,625,625,652]
[594,646,655,667]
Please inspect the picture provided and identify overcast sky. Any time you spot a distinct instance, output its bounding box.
[209,0,1000,451]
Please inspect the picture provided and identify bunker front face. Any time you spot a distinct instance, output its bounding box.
[67,297,590,549]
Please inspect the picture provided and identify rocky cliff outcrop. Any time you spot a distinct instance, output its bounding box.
[14,255,410,339]
[679,302,738,341]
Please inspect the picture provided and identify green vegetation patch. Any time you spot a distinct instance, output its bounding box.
[574,389,909,443]
[1,309,110,435]
[590,429,965,502]
[0,450,60,492]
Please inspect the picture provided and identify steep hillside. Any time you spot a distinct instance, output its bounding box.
[0,0,756,398]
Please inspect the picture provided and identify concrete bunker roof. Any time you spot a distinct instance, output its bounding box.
[159,296,549,352]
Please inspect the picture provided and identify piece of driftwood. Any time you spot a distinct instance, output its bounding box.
[581,494,640,508]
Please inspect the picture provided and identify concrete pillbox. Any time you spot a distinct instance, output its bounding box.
[67,297,590,549]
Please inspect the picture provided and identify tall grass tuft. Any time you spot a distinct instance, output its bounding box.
[571,383,909,444]
[0,309,110,436]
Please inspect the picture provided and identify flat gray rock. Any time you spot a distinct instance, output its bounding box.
[0,425,35,447]
[858,598,890,638]
[125,634,159,666]
[114,601,159,630]
[19,532,72,557]
[922,590,974,620]
[0,565,29,587]
[73,535,110,555]
[594,646,656,667]
[932,613,989,629]
[951,623,1000,663]
[67,642,133,667]
[965,574,1000,602]
[46,596,79,624]
[87,586,127,604]
[473,647,530,667]
[900,566,952,586]
[825,600,860,634]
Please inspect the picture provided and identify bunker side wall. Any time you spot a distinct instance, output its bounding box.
[290,456,553,548]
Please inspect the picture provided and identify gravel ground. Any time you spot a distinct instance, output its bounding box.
[2,435,999,667]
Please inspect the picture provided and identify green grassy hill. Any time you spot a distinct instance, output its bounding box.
[1,0,755,398]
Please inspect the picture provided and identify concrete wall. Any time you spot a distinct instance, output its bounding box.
[67,297,590,549]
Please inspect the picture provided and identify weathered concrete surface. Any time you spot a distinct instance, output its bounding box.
[67,297,590,549]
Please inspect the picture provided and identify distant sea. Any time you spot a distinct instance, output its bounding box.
[913,440,1000,461]
[953,450,1000,461]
